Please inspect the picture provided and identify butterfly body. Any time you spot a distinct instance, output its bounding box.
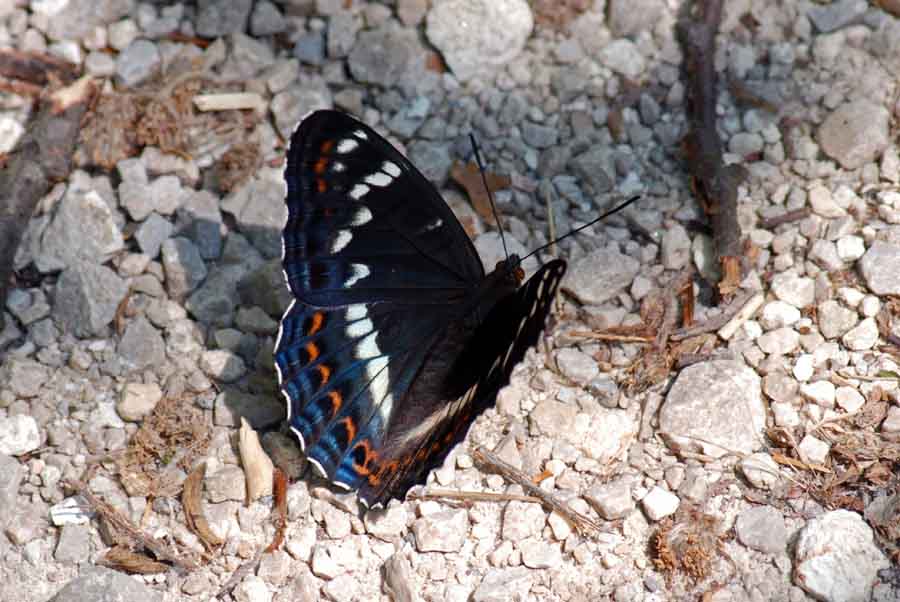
[277,110,566,507]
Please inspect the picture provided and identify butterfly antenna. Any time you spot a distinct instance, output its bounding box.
[521,195,641,263]
[469,133,509,260]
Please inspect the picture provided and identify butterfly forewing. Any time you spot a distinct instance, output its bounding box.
[284,110,484,306]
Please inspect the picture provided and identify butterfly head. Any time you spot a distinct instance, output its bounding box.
[495,254,525,285]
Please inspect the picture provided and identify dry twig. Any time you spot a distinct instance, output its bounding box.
[471,447,602,534]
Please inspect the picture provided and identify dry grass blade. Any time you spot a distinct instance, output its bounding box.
[183,462,224,550]
[472,447,602,535]
[98,546,170,574]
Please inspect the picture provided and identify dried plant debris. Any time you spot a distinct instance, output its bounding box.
[182,462,224,550]
[79,51,258,169]
[214,139,261,193]
[532,0,593,30]
[117,395,211,498]
[652,509,724,583]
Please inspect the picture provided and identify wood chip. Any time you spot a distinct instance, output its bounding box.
[193,92,266,112]
[239,417,274,503]
[98,546,170,574]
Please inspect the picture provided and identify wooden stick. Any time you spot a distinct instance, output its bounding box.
[670,288,756,341]
[569,331,655,344]
[411,489,545,504]
[193,92,266,112]
[759,207,811,230]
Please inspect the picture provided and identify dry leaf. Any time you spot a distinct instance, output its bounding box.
[182,462,224,549]
[450,161,511,223]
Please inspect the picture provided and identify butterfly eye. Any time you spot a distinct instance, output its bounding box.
[514,266,525,283]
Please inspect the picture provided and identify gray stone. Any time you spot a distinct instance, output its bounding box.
[35,188,124,273]
[364,505,408,541]
[327,10,360,58]
[521,122,559,149]
[200,349,247,383]
[117,382,163,421]
[660,360,765,458]
[238,259,292,318]
[528,399,577,438]
[563,248,640,305]
[608,0,666,37]
[120,174,186,222]
[807,0,867,33]
[293,31,325,65]
[6,288,51,326]
[426,0,532,82]
[556,347,599,385]
[2,358,49,397]
[818,300,858,339]
[227,32,276,77]
[383,553,415,602]
[0,415,40,456]
[385,96,430,138]
[407,140,452,185]
[0,454,22,530]
[118,316,166,372]
[270,81,333,140]
[214,389,284,429]
[250,1,285,35]
[55,523,91,564]
[195,0,251,37]
[55,262,128,337]
[519,539,562,569]
[757,327,800,355]
[569,148,614,194]
[661,223,691,270]
[599,39,646,79]
[472,567,532,602]
[794,510,888,602]
[161,237,208,300]
[585,476,635,519]
[235,306,278,336]
[818,99,890,170]
[48,566,162,602]
[502,501,545,542]
[178,190,223,260]
[736,506,787,554]
[115,39,161,87]
[771,270,815,308]
[134,212,174,259]
[42,0,130,42]
[842,317,878,351]
[762,371,798,404]
[412,509,468,552]
[397,0,428,27]
[859,241,900,295]
[641,486,680,521]
[206,464,246,503]
[349,25,418,87]
[222,179,285,258]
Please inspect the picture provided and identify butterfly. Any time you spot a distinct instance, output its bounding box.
[275,109,566,508]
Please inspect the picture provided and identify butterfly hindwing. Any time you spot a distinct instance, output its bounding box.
[356,260,567,505]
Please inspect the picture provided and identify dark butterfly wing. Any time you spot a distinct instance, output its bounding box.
[356,259,567,506]
[283,110,484,307]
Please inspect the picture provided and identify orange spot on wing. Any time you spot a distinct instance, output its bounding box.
[307,312,324,335]
[328,390,342,415]
[320,140,334,153]
[317,364,331,385]
[305,342,319,362]
[340,416,356,443]
[316,178,327,193]
[314,157,328,174]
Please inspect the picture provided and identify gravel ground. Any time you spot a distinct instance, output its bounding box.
[1,1,900,601]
